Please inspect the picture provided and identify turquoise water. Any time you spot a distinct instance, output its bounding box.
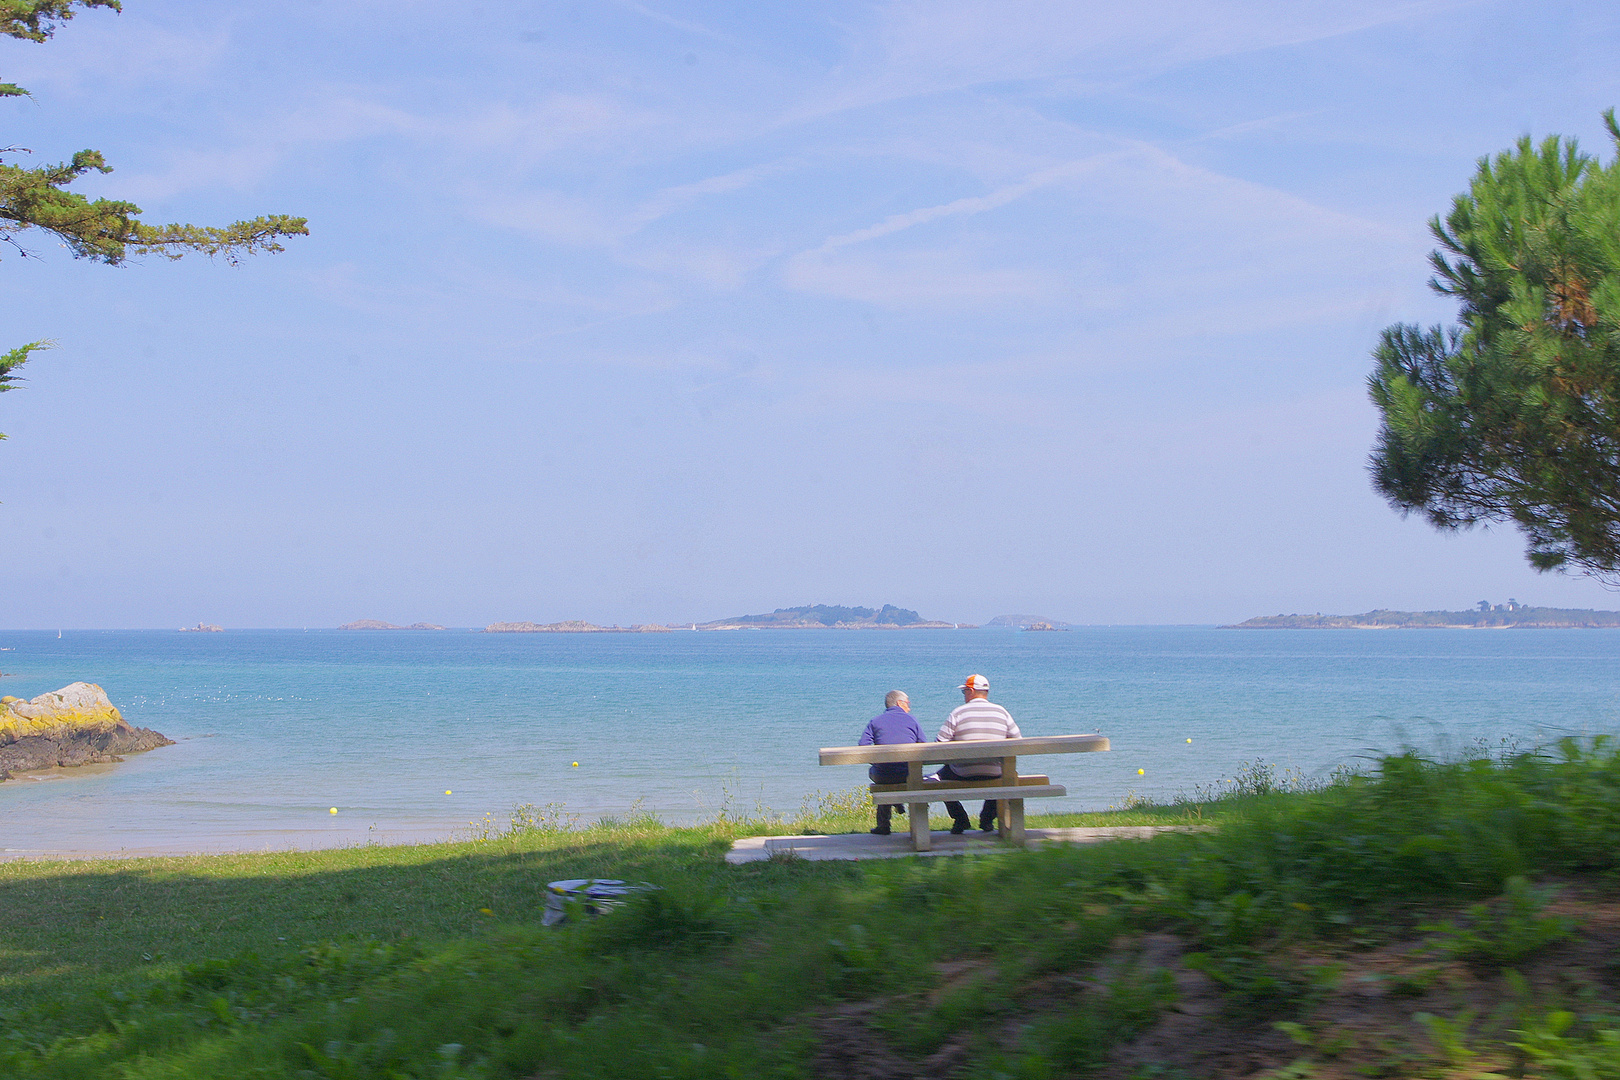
[2,627,1618,856]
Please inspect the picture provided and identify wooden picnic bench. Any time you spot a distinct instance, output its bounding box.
[818,734,1110,851]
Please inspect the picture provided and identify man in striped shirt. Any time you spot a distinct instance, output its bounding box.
[936,674,1021,834]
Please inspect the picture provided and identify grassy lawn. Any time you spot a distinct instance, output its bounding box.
[1,744,1617,1078]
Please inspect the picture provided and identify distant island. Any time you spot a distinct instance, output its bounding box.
[699,604,960,629]
[1225,605,1620,629]
[339,620,447,630]
[480,605,969,632]
[985,614,1073,629]
[483,621,672,633]
[179,623,223,632]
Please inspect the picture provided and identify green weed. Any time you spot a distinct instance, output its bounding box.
[1275,1020,1354,1058]
[1012,961,1180,1074]
[825,924,884,996]
[506,801,581,834]
[1513,1011,1620,1079]
[1183,948,1338,1020]
[1385,965,1444,998]
[1414,1010,1478,1067]
[1421,876,1576,965]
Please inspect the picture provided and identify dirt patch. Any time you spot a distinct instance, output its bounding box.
[1104,879,1620,1079]
[811,1000,927,1080]
[805,878,1620,1079]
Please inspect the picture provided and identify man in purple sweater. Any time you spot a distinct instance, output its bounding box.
[858,690,925,835]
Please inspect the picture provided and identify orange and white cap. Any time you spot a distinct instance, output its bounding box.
[958,674,989,691]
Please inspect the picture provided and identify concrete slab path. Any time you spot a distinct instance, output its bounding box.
[725,825,1193,864]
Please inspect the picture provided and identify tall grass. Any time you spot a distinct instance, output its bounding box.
[0,738,1615,1078]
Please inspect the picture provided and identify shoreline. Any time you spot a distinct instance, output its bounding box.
[0,825,459,863]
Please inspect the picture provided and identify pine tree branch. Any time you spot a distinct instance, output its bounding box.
[0,1,120,44]
[0,338,51,442]
[0,150,308,264]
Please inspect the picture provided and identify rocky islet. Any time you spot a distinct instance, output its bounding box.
[0,682,172,780]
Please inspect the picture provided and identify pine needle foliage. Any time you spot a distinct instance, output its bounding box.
[0,338,47,429]
[1368,110,1620,580]
[0,1,306,439]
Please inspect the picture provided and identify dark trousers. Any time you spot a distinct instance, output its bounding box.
[870,766,908,831]
[938,764,999,830]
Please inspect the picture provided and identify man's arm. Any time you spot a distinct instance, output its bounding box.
[906,716,925,743]
[858,719,878,746]
[1004,712,1022,739]
[936,711,958,743]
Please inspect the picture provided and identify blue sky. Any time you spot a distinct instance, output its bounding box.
[3,0,1620,628]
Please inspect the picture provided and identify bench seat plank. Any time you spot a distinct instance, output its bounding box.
[870,784,1065,804]
[871,774,1050,791]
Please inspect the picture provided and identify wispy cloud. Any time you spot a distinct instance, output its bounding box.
[783,0,1465,124]
[785,247,1060,308]
[1,14,232,97]
[784,138,1412,312]
[613,0,736,44]
[1198,110,1323,140]
[110,89,654,206]
[627,159,800,230]
[809,152,1128,253]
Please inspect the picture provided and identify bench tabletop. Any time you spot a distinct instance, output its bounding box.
[819,733,1109,766]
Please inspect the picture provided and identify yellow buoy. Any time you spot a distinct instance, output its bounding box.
[445,790,452,795]
[1186,738,1192,743]
[329,807,338,814]
[572,762,579,767]
[1137,769,1145,775]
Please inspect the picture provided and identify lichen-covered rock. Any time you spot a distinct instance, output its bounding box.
[0,683,173,780]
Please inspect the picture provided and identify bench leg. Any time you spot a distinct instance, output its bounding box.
[1009,799,1025,844]
[909,802,930,851]
[996,799,1010,839]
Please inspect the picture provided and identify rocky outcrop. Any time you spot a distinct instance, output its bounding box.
[0,683,173,780]
[180,623,223,632]
[339,620,448,630]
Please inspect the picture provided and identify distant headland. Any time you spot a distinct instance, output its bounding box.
[698,604,960,629]
[179,623,223,633]
[339,620,447,630]
[481,604,971,633]
[484,621,671,633]
[1225,604,1620,629]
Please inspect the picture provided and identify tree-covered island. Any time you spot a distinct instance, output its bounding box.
[699,604,959,628]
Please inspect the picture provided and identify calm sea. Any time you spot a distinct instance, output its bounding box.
[2,627,1617,856]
